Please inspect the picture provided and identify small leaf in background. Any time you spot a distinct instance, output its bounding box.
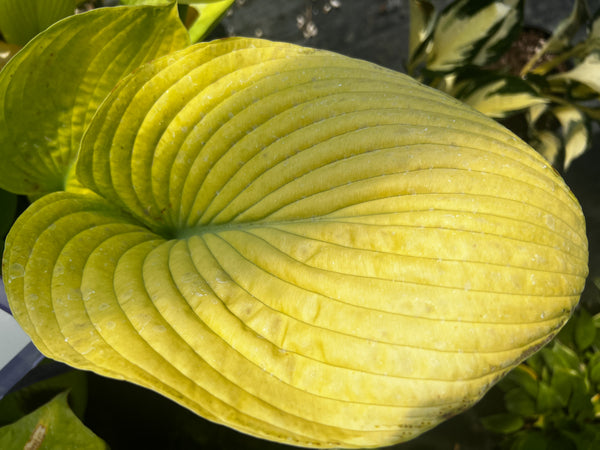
[0,0,77,46]
[407,0,436,74]
[0,392,107,449]
[574,308,596,351]
[589,352,600,385]
[542,341,582,372]
[536,381,564,412]
[480,413,524,434]
[532,129,562,167]
[187,1,235,43]
[550,366,580,407]
[505,365,539,398]
[504,387,537,416]
[552,105,589,171]
[461,78,547,118]
[427,0,518,72]
[470,0,523,66]
[551,52,600,97]
[510,431,551,450]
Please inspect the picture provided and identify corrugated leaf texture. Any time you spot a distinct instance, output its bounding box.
[3,38,588,448]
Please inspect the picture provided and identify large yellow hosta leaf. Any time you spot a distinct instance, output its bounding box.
[3,38,588,448]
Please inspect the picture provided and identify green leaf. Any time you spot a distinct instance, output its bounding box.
[511,432,553,450]
[589,352,600,385]
[427,0,520,72]
[0,364,88,426]
[573,308,596,351]
[0,3,190,197]
[505,387,537,416]
[505,365,539,398]
[480,413,524,434]
[550,366,581,407]
[3,38,589,448]
[542,341,582,373]
[0,392,107,449]
[188,1,235,43]
[536,381,564,412]
[0,0,77,46]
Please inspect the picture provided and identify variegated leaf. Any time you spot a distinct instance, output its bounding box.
[553,105,589,170]
[550,51,600,94]
[427,0,518,72]
[408,0,436,73]
[461,78,547,118]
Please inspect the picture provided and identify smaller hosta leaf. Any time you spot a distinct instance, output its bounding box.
[188,1,235,43]
[0,392,108,449]
[0,0,77,46]
[427,0,518,72]
[0,3,190,197]
[461,78,547,118]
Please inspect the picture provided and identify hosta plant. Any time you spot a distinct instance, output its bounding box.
[409,0,600,172]
[0,2,589,448]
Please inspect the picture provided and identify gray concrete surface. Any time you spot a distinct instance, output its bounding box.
[220,0,599,73]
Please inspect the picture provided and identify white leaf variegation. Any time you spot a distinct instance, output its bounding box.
[461,79,547,118]
[3,38,588,448]
[550,51,600,94]
[553,106,589,170]
[427,0,519,72]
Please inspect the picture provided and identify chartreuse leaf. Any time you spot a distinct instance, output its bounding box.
[0,392,107,449]
[0,3,190,197]
[0,0,77,46]
[427,0,520,72]
[187,1,235,43]
[4,38,589,448]
[120,0,235,43]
